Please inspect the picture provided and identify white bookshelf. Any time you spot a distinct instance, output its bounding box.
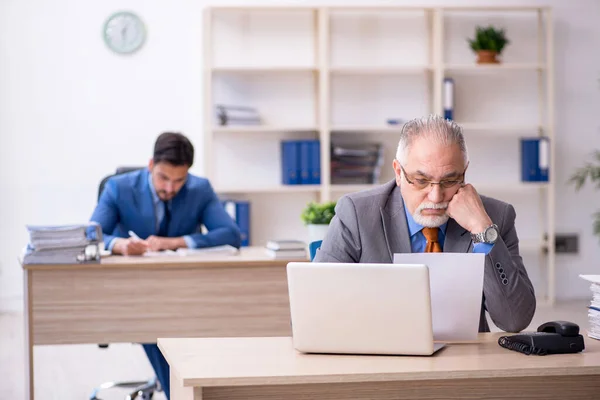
[204,6,555,304]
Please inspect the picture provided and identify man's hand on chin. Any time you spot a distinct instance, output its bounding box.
[446,183,493,234]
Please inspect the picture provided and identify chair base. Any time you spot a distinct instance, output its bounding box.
[89,377,160,400]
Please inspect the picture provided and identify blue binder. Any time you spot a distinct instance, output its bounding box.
[222,200,251,247]
[520,137,549,182]
[310,140,321,184]
[298,140,312,184]
[443,78,455,120]
[281,141,300,185]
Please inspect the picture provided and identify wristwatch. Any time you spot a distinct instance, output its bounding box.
[471,224,500,244]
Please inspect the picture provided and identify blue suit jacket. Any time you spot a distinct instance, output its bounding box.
[91,169,241,250]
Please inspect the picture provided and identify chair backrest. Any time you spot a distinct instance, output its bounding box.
[309,240,322,261]
[98,167,144,202]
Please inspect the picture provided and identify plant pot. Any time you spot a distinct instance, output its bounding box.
[307,223,329,244]
[476,50,499,64]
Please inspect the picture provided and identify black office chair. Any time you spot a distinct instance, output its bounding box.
[90,166,161,400]
[97,167,145,201]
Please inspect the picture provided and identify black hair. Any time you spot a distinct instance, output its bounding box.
[153,132,194,167]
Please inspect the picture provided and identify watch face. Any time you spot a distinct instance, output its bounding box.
[485,225,499,242]
[103,11,146,54]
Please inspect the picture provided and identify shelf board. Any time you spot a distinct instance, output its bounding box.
[441,6,547,11]
[330,66,433,74]
[330,126,404,133]
[331,124,544,133]
[330,184,380,192]
[476,182,550,192]
[459,123,543,132]
[444,63,545,71]
[212,66,317,73]
[215,185,321,194]
[213,126,318,133]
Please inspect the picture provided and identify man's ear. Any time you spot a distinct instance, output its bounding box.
[392,159,402,186]
[148,159,154,171]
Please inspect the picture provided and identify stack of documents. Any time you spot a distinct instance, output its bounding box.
[214,104,261,126]
[22,223,103,264]
[265,240,307,260]
[143,245,240,257]
[580,275,600,340]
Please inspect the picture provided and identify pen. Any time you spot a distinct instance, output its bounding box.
[128,230,142,241]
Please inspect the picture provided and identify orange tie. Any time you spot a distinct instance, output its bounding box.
[422,228,442,253]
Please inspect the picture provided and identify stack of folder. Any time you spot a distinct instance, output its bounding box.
[22,223,103,264]
[214,104,261,126]
[330,141,384,185]
[265,240,307,260]
[580,275,600,340]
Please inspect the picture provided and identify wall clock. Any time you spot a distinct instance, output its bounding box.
[103,11,146,54]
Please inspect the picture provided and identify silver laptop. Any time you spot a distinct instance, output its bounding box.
[286,262,445,356]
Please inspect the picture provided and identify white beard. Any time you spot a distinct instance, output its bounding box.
[412,201,450,228]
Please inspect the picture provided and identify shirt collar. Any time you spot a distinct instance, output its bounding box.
[403,201,447,238]
[148,172,161,206]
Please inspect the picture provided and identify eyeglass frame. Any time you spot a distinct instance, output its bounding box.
[397,162,467,190]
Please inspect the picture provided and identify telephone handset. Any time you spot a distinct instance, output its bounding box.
[498,320,585,355]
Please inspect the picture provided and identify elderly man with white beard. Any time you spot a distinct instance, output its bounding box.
[313,114,536,333]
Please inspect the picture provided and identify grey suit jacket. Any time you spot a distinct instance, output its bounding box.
[314,180,536,333]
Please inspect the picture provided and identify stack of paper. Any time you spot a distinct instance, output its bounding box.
[143,245,240,257]
[580,275,600,340]
[22,223,103,264]
[265,240,307,260]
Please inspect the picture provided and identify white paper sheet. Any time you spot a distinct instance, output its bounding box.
[580,275,600,285]
[393,253,485,341]
[142,245,239,257]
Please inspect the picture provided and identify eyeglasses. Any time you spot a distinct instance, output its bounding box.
[399,165,465,190]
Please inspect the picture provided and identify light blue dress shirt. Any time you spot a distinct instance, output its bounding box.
[108,178,196,251]
[147,178,196,249]
[403,206,493,254]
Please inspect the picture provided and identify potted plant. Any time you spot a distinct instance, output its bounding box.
[301,201,336,244]
[468,25,510,64]
[569,151,600,240]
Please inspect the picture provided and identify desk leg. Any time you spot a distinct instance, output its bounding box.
[170,368,197,400]
[24,270,34,400]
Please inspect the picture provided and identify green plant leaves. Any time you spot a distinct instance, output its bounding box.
[569,150,600,242]
[300,201,337,225]
[569,150,600,191]
[468,25,509,54]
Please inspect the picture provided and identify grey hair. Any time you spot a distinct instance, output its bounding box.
[395,115,468,166]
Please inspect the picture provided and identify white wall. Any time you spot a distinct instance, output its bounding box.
[1,0,599,311]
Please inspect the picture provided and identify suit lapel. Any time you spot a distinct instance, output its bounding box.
[443,218,472,253]
[168,183,189,236]
[380,183,411,262]
[136,170,158,237]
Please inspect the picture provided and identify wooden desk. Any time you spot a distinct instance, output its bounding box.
[22,246,303,400]
[158,334,600,400]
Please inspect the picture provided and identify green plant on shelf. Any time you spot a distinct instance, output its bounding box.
[300,201,337,225]
[468,25,510,64]
[569,150,600,239]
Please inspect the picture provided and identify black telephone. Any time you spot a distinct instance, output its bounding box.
[498,321,585,355]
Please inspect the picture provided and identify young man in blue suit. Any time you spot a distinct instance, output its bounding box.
[90,132,241,399]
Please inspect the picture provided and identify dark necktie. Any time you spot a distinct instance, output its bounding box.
[422,227,442,253]
[157,201,170,237]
